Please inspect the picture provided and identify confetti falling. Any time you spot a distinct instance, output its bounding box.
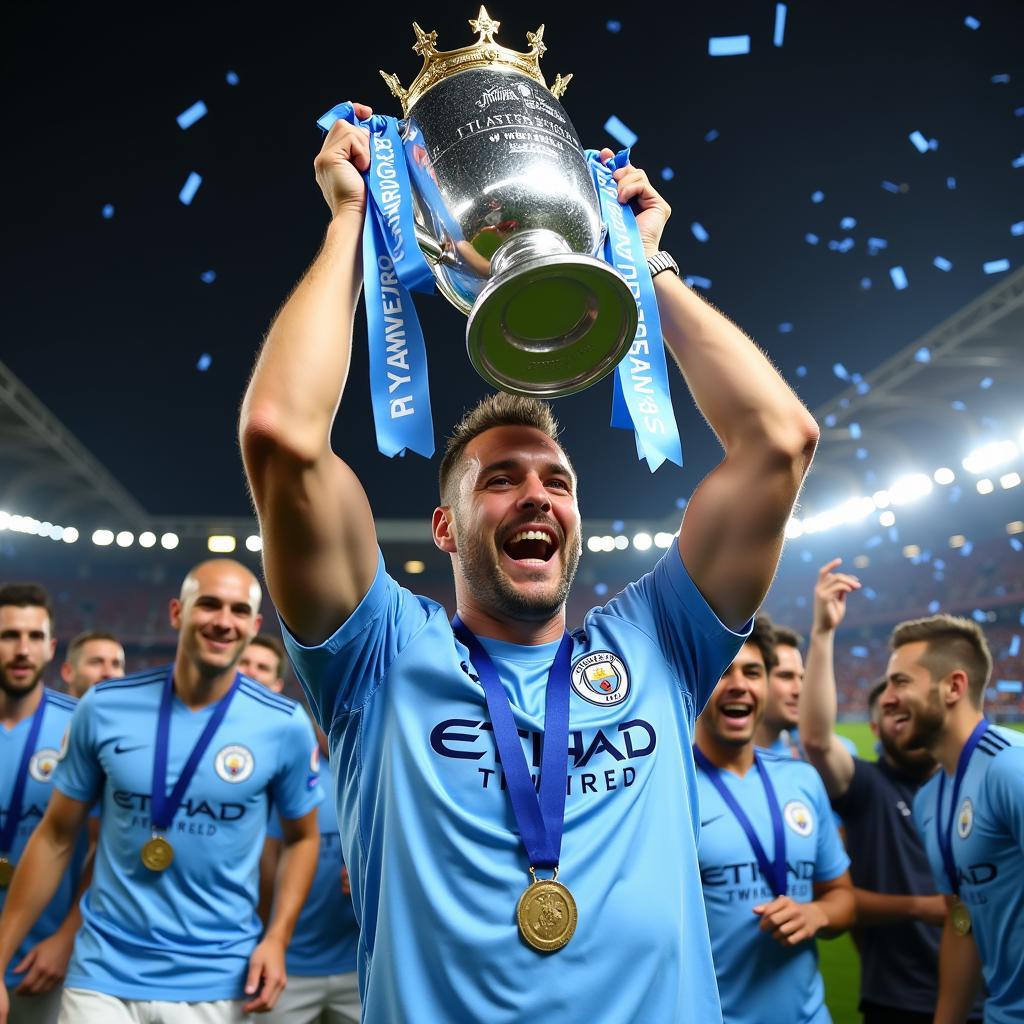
[908,130,929,153]
[708,35,751,57]
[225,70,240,85]
[963,15,980,29]
[606,20,621,33]
[914,347,931,362]
[811,190,824,203]
[176,100,208,130]
[889,266,908,290]
[805,233,820,245]
[778,322,794,333]
[196,353,212,372]
[200,270,217,284]
[660,167,675,181]
[773,4,787,47]
[933,256,953,271]
[704,129,720,142]
[983,258,1010,274]
[690,222,709,243]
[101,204,115,219]
[178,172,203,206]
[684,274,712,289]
[603,115,637,148]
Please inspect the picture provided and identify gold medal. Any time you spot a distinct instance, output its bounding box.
[516,868,577,953]
[950,897,972,936]
[0,859,14,888]
[141,835,174,872]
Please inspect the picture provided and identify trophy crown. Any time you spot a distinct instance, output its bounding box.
[378,6,572,117]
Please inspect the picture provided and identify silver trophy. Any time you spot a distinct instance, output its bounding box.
[380,6,637,397]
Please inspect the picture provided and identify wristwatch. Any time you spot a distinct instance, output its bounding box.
[646,250,680,279]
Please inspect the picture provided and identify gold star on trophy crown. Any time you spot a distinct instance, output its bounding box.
[379,5,573,117]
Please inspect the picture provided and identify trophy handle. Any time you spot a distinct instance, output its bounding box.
[414,224,459,268]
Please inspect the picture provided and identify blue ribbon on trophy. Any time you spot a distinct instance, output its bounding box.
[318,101,436,459]
[587,149,683,472]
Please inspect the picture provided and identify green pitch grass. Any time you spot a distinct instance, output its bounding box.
[821,721,1024,1022]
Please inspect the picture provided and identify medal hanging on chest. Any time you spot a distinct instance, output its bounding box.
[935,719,990,937]
[143,669,240,872]
[453,616,576,953]
[0,700,47,888]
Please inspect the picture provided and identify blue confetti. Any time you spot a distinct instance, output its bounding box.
[708,35,751,57]
[980,377,993,389]
[947,176,957,189]
[849,422,861,439]
[828,239,840,251]
[863,588,877,603]
[200,270,217,284]
[867,236,888,254]
[1010,635,1022,657]
[851,646,869,658]
[1012,221,1024,236]
[888,527,899,543]
[840,216,857,229]
[178,172,203,206]
[196,353,212,372]
[603,115,637,148]
[795,365,807,377]
[866,535,882,549]
[960,541,974,557]
[839,397,850,408]
[1015,538,1024,553]
[805,232,820,245]
[914,346,931,362]
[811,190,824,203]
[101,203,115,219]
[177,100,208,130]
[972,609,988,623]
[837,237,855,253]
[800,550,813,563]
[997,680,1024,693]
[778,322,794,333]
[991,73,1010,84]
[859,277,872,290]
[1016,108,1024,118]
[773,3,787,46]
[909,130,929,154]
[856,447,868,459]
[856,380,871,395]
[963,15,980,29]
[691,221,710,243]
[928,138,939,151]
[704,128,720,142]
[595,582,609,595]
[226,70,240,85]
[675,497,688,510]
[1020,610,1024,626]
[660,167,675,181]
[951,400,967,411]
[832,362,850,381]
[606,20,621,33]
[983,258,1010,274]
[933,256,953,272]
[928,599,941,613]
[889,265,908,290]
[684,274,712,289]
[824,413,837,427]
[881,180,900,193]
[1013,154,1024,169]
[612,519,625,533]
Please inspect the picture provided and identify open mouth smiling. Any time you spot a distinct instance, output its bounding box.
[502,525,560,565]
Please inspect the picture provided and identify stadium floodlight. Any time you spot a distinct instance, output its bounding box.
[160,532,180,550]
[245,535,262,552]
[872,490,891,509]
[888,473,933,506]
[1008,521,1024,535]
[0,511,8,530]
[784,518,804,539]
[632,532,653,552]
[949,534,966,548]
[92,529,114,546]
[50,526,64,541]
[600,536,616,552]
[587,536,603,553]
[654,532,675,549]
[976,479,995,495]
[62,527,79,544]
[1000,472,1021,490]
[614,535,629,550]
[116,531,134,548]
[962,440,1019,475]
[933,467,955,485]
[879,511,896,527]
[403,560,425,574]
[208,535,236,553]
[138,532,156,548]
[902,545,921,558]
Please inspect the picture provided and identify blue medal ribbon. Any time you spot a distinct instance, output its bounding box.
[587,148,683,473]
[150,669,241,833]
[0,700,47,855]
[936,718,989,895]
[318,102,435,460]
[451,616,572,870]
[693,746,788,897]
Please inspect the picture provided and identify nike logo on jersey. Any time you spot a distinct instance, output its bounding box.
[700,814,724,827]
[113,742,147,755]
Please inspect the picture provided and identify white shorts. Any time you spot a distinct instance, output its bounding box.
[58,988,252,1024]
[8,987,63,1024]
[263,972,360,1024]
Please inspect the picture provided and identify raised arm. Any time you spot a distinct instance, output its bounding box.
[240,104,379,645]
[800,559,861,799]
[606,155,819,630]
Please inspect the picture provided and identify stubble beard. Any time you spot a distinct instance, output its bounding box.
[0,664,44,699]
[898,685,946,756]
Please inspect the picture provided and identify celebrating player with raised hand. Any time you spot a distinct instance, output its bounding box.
[239,100,819,1022]
[0,561,323,1024]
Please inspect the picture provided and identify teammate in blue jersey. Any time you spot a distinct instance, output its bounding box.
[695,615,854,1024]
[0,560,323,1024]
[0,585,90,1024]
[880,614,1024,1024]
[239,634,288,694]
[240,100,820,1022]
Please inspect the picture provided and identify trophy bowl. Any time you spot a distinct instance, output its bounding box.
[382,8,638,397]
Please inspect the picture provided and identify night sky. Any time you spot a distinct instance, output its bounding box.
[7,0,1022,525]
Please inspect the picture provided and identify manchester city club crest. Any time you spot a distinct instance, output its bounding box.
[29,748,61,783]
[783,799,815,837]
[570,652,630,707]
[957,797,974,839]
[214,744,255,784]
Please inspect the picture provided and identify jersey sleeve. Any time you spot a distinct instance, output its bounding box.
[983,746,1024,854]
[269,711,325,822]
[280,550,430,728]
[598,544,752,712]
[912,784,951,894]
[810,770,851,881]
[51,690,104,804]
[265,812,284,841]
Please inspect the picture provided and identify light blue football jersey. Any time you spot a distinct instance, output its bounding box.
[282,545,751,1024]
[696,750,849,1024]
[267,770,358,976]
[52,668,323,1001]
[0,688,87,988]
[914,724,1024,1024]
